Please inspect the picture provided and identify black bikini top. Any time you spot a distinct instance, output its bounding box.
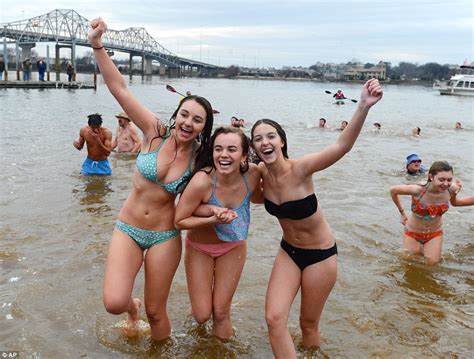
[264,193,318,220]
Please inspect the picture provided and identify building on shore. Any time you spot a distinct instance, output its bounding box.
[343,61,387,80]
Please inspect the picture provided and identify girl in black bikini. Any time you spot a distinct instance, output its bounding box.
[251,79,383,358]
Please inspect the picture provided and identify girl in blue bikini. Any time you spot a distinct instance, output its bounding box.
[174,127,263,339]
[251,79,383,357]
[89,18,214,340]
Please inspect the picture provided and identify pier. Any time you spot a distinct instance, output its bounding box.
[0,80,96,89]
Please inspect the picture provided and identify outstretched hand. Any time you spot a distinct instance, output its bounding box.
[88,17,107,45]
[360,79,383,108]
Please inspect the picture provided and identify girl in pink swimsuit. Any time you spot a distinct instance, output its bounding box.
[175,127,263,339]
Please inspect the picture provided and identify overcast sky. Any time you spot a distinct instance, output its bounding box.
[1,0,472,68]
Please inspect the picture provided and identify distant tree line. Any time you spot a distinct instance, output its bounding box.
[309,61,453,81]
[386,62,451,81]
[2,47,454,81]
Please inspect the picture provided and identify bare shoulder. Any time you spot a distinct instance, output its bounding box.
[102,127,113,138]
[190,168,213,188]
[79,126,88,135]
[256,161,268,176]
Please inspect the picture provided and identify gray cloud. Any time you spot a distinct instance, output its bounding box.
[1,0,472,67]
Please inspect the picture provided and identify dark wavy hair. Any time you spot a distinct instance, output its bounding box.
[251,118,289,159]
[146,95,214,193]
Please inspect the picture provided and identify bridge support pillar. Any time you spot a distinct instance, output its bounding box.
[129,54,133,78]
[145,57,153,75]
[20,43,35,62]
[55,44,61,81]
[3,36,8,80]
[168,67,180,77]
[71,40,76,81]
[46,45,51,81]
[159,63,166,76]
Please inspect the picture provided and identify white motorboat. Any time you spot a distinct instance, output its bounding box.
[434,65,474,96]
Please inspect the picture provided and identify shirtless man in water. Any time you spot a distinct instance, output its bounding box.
[73,113,113,175]
[111,112,141,153]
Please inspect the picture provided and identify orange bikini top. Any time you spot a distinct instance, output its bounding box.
[411,185,449,219]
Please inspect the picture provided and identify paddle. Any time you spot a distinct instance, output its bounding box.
[325,90,358,103]
[166,84,220,114]
[166,84,186,97]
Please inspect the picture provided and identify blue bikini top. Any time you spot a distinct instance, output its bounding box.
[207,174,251,242]
[136,130,196,195]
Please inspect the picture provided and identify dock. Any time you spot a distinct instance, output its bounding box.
[0,81,96,89]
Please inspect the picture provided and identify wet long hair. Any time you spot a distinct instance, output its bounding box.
[250,119,289,159]
[427,161,453,182]
[148,95,214,192]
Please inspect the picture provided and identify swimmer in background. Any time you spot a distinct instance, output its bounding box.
[338,120,348,131]
[404,153,427,176]
[318,118,329,129]
[111,112,141,153]
[73,113,113,175]
[412,126,421,137]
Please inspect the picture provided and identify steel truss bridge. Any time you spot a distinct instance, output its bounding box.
[0,9,220,76]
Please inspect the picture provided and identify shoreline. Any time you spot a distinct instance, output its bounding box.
[230,75,434,86]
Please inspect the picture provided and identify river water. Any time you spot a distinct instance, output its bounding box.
[1,75,473,358]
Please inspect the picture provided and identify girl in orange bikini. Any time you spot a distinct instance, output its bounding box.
[389,161,456,264]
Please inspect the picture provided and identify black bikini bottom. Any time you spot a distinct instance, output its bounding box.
[280,238,337,271]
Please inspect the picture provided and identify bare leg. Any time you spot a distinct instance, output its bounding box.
[103,229,143,313]
[212,243,247,339]
[144,236,182,341]
[422,235,443,264]
[185,241,215,325]
[265,249,302,359]
[403,235,423,256]
[299,255,337,348]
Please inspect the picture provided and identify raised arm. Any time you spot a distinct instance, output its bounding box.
[299,79,383,176]
[130,127,142,153]
[88,17,160,137]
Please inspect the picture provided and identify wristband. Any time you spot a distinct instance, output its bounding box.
[92,46,104,50]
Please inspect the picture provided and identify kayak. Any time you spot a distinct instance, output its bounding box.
[334,99,345,105]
